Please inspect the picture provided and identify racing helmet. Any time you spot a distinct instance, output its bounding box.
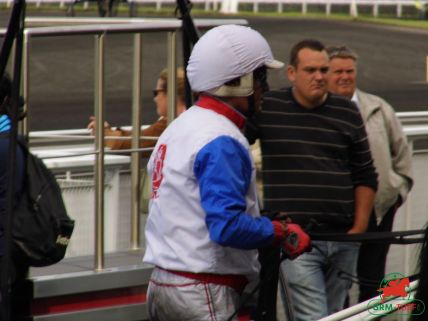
[187,24,284,97]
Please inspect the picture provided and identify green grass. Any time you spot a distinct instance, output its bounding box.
[129,5,428,30]
[232,10,428,29]
[354,15,428,29]
[4,2,428,30]
[134,6,428,30]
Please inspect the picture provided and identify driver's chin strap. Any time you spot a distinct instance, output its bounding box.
[244,94,256,119]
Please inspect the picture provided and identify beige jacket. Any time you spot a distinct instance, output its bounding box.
[355,89,413,222]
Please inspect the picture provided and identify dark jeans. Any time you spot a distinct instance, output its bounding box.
[357,205,397,302]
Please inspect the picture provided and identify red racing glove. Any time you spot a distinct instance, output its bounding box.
[282,223,312,260]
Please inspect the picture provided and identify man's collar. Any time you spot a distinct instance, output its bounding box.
[290,87,328,110]
[351,91,359,107]
[195,94,246,129]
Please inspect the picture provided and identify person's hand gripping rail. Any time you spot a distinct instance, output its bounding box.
[271,217,312,259]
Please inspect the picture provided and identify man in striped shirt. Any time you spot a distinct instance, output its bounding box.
[247,39,378,320]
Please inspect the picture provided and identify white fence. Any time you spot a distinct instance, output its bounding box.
[217,0,428,15]
[1,0,426,17]
[123,0,428,17]
[0,0,74,8]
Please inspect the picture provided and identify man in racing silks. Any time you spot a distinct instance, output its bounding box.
[143,24,311,321]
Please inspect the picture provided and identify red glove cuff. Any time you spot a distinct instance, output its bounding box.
[282,223,312,260]
[271,221,287,245]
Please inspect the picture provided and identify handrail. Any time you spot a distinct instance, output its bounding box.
[398,111,428,125]
[403,125,428,140]
[22,17,249,27]
[0,18,249,36]
[29,134,158,141]
[0,22,181,36]
[131,32,143,250]
[26,115,428,151]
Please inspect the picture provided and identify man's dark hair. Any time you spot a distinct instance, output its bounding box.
[0,73,12,102]
[289,39,326,67]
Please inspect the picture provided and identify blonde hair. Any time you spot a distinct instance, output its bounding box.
[159,67,185,102]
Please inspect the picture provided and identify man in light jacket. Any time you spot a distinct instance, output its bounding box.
[327,45,413,302]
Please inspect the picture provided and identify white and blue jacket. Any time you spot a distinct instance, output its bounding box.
[143,95,276,279]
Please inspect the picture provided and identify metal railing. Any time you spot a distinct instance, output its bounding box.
[1,17,248,271]
[398,111,428,125]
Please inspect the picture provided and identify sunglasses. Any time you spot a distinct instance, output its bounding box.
[152,89,166,98]
[253,66,269,92]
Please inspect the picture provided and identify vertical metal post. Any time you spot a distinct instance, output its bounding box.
[94,33,105,271]
[396,3,402,18]
[130,33,143,250]
[302,0,307,15]
[426,56,428,83]
[373,3,378,18]
[326,2,331,16]
[21,32,30,136]
[167,31,177,125]
[350,0,357,18]
[403,139,414,277]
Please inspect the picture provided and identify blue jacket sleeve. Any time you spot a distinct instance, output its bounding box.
[194,135,274,249]
[0,115,11,133]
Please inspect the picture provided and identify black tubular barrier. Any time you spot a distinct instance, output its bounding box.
[227,228,427,321]
[175,0,200,107]
[309,229,426,244]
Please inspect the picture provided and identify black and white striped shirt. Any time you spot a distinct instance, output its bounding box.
[247,88,378,231]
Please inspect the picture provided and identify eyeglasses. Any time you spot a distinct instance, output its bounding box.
[152,89,166,98]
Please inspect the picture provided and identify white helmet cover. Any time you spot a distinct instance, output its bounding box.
[187,25,284,96]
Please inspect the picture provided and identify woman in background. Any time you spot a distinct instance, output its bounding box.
[87,67,186,151]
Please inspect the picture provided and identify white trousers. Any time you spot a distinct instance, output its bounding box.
[147,267,240,321]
